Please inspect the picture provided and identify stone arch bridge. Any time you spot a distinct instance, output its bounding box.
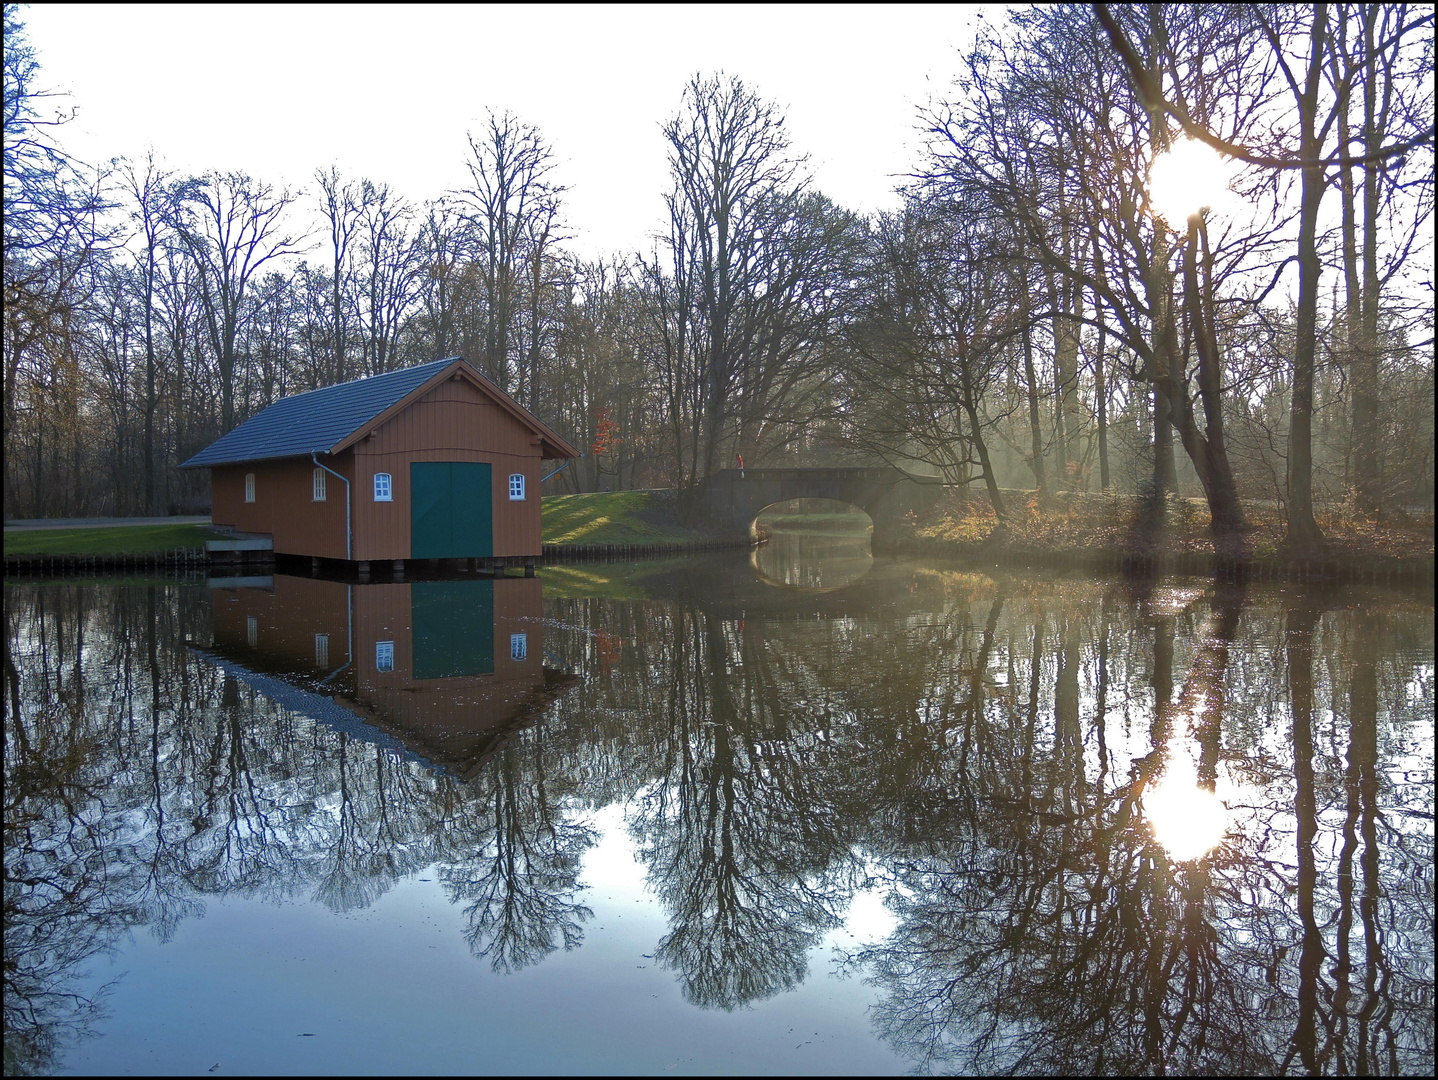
[698,467,945,549]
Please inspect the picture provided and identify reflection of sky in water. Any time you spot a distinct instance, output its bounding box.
[64,799,909,1076]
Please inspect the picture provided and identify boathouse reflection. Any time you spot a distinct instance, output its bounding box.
[201,573,577,779]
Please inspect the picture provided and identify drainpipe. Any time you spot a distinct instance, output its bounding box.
[312,452,351,561]
[541,459,574,483]
[318,584,353,687]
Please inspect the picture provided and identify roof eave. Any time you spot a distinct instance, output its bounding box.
[179,448,336,470]
[541,435,583,460]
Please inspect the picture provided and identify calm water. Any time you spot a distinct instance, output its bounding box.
[4,527,1433,1076]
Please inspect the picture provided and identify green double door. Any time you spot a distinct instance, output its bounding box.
[410,461,493,559]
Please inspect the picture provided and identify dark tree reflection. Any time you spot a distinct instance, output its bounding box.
[628,606,860,1009]
[4,587,139,1074]
[439,734,596,974]
[844,577,1432,1076]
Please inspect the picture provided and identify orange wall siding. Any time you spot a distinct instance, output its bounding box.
[211,575,352,670]
[351,378,545,560]
[212,457,352,559]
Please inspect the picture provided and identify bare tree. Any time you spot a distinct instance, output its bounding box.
[172,171,304,431]
[355,180,423,376]
[117,151,172,512]
[2,3,110,514]
[456,110,565,394]
[1329,3,1434,514]
[314,165,363,386]
[1094,1,1434,552]
[646,73,862,511]
[844,193,1021,522]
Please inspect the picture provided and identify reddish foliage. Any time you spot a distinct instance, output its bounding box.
[592,407,623,457]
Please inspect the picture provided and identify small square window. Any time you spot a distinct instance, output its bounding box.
[509,473,526,500]
[510,633,528,661]
[315,633,329,669]
[313,468,327,501]
[374,472,392,501]
[244,473,256,503]
[376,641,395,673]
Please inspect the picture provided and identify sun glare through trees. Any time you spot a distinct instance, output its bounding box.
[1147,137,1239,225]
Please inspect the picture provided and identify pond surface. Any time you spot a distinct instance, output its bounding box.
[4,527,1433,1076]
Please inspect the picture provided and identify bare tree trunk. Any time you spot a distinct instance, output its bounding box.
[1180,216,1245,539]
[1283,4,1331,554]
[1337,32,1363,496]
[963,382,1007,524]
[1019,265,1047,492]
[1092,250,1112,491]
[1145,228,1180,505]
[1351,3,1385,514]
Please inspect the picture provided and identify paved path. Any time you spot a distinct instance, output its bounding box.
[3,516,212,531]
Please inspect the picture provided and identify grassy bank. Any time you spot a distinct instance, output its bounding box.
[913,489,1434,562]
[3,491,717,559]
[541,490,718,546]
[3,522,221,556]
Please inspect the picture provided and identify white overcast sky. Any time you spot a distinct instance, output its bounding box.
[20,3,1002,262]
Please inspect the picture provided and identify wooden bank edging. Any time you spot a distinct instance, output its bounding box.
[880,536,1435,588]
[4,538,758,578]
[540,537,756,563]
[4,548,211,578]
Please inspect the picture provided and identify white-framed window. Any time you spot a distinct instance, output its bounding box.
[510,633,528,661]
[244,473,256,503]
[373,472,392,501]
[313,467,327,501]
[315,634,329,668]
[376,640,395,672]
[509,473,526,500]
[246,616,258,647]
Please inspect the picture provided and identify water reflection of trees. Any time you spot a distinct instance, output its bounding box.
[624,605,864,1009]
[439,732,596,973]
[5,572,1434,1075]
[2,583,595,1067]
[837,579,1433,1075]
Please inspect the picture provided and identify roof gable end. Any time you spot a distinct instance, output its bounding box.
[329,361,580,460]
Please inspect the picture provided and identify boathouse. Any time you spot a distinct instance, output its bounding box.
[180,357,580,567]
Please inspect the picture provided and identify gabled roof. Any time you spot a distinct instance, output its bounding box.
[180,357,580,468]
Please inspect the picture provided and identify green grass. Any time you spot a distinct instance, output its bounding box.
[2,523,221,556]
[541,490,703,546]
[6,490,723,556]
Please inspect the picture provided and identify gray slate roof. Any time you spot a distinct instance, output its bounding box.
[180,357,460,468]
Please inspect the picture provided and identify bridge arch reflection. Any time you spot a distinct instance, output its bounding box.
[750,501,875,591]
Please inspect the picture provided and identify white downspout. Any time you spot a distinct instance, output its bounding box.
[318,584,353,687]
[311,452,351,561]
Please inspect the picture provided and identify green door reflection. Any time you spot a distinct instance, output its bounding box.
[411,580,495,678]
